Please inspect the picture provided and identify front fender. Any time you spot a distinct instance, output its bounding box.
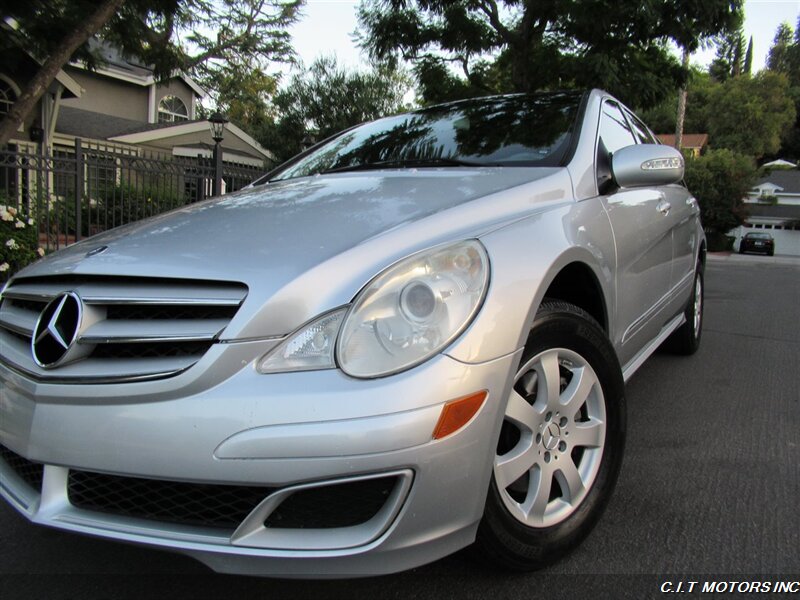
[445,198,616,364]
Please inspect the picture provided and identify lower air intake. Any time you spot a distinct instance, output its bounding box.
[67,470,275,530]
[0,444,44,492]
[265,476,397,529]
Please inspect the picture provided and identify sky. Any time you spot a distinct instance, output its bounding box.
[289,0,800,74]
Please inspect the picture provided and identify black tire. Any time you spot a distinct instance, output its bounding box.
[473,300,626,571]
[768,250,774,257]
[665,262,703,355]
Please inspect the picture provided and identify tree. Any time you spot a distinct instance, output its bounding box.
[683,149,756,242]
[707,72,796,158]
[267,57,412,161]
[709,29,746,82]
[744,36,753,75]
[767,22,795,74]
[638,70,715,134]
[357,0,742,108]
[0,0,303,146]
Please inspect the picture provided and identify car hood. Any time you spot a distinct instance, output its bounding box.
[19,167,570,337]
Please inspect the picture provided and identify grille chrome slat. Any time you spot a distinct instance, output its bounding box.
[79,319,230,344]
[2,281,246,306]
[0,332,198,382]
[0,302,39,336]
[0,276,247,383]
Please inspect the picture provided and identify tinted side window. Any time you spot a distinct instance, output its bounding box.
[599,102,636,155]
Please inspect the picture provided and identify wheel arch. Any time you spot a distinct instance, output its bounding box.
[539,261,608,333]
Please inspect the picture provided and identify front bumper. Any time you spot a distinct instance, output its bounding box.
[0,348,520,577]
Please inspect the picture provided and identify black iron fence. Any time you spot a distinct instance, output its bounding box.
[0,139,266,252]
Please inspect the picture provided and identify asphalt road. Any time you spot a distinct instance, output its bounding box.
[1,257,798,599]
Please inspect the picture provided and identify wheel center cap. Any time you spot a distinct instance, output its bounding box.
[542,423,561,450]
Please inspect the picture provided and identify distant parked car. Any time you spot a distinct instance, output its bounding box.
[739,232,775,256]
[0,89,705,577]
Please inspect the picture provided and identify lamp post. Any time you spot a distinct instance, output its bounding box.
[208,111,228,197]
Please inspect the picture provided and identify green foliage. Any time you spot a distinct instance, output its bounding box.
[93,183,189,229]
[44,183,188,240]
[0,0,181,75]
[744,36,753,76]
[356,0,742,108]
[757,194,779,205]
[0,202,42,282]
[0,0,303,106]
[267,57,412,162]
[767,22,795,75]
[706,72,796,158]
[766,19,800,160]
[638,70,715,134]
[709,28,746,82]
[684,149,757,236]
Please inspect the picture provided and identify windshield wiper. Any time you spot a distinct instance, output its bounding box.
[321,157,487,175]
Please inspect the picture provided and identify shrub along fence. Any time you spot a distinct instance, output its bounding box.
[0,139,266,255]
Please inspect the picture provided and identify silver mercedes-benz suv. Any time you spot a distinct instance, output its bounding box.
[0,89,704,577]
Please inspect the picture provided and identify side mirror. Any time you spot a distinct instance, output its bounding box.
[611,144,684,188]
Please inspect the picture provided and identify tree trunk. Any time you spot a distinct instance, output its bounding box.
[674,47,690,151]
[0,0,127,147]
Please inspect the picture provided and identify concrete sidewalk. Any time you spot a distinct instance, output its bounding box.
[707,252,800,267]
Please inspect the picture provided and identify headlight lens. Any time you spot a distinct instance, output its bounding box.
[337,240,489,378]
[257,308,346,373]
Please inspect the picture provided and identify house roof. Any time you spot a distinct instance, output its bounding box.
[762,159,797,168]
[55,107,273,162]
[754,170,800,194]
[746,204,800,220]
[70,39,206,98]
[656,133,709,148]
[55,106,150,139]
[109,120,274,162]
[0,22,81,99]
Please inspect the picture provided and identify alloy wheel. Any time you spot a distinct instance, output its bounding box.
[494,348,606,528]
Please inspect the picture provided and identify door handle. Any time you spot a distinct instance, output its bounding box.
[657,200,671,215]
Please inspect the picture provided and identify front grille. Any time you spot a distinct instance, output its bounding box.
[265,476,397,529]
[0,444,44,492]
[0,275,247,383]
[68,470,275,530]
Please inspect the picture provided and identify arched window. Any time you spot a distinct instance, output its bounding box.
[0,77,17,117]
[158,95,189,123]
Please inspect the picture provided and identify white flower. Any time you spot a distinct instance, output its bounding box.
[5,238,18,250]
[37,247,45,257]
[15,219,25,229]
[28,218,34,226]
[0,210,12,222]
[7,207,17,216]
[0,262,8,272]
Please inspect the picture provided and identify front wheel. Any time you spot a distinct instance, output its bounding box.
[474,300,625,571]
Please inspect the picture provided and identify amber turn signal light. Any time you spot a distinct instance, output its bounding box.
[432,390,488,440]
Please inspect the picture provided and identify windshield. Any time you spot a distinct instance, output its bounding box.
[746,232,772,239]
[271,92,584,181]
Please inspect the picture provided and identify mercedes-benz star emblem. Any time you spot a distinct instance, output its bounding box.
[31,292,83,368]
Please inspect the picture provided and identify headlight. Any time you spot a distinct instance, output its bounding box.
[337,240,489,378]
